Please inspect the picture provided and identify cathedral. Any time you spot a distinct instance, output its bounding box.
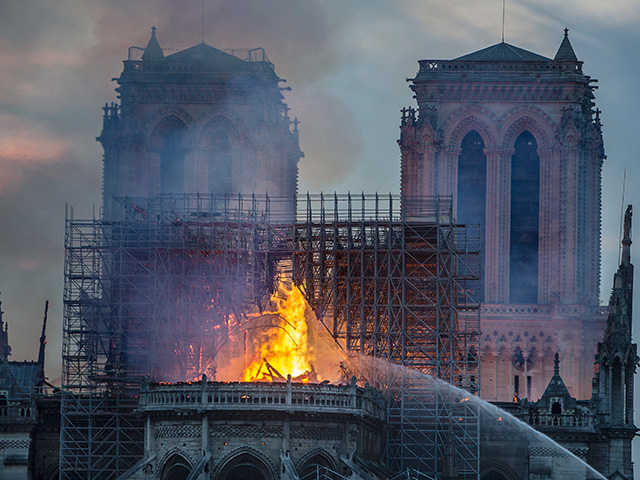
[0,26,636,480]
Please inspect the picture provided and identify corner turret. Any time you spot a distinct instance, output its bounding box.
[554,28,578,61]
[142,26,164,61]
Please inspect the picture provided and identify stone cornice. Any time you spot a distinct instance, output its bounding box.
[413,83,588,103]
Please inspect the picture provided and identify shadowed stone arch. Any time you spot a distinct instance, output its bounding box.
[213,446,277,480]
[417,117,437,145]
[144,107,194,138]
[500,109,555,149]
[295,448,338,478]
[480,463,518,480]
[564,134,578,148]
[197,114,257,193]
[448,116,497,149]
[42,463,59,480]
[443,108,499,148]
[160,452,193,480]
[149,115,189,194]
[197,114,241,142]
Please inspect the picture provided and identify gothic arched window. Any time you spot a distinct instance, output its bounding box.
[201,119,233,195]
[458,130,486,300]
[152,116,188,194]
[218,452,273,480]
[297,453,335,479]
[509,131,539,303]
[206,130,232,194]
[161,454,191,480]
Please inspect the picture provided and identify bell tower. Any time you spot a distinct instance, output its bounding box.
[99,27,303,219]
[400,30,606,401]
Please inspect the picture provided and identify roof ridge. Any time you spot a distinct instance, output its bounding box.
[453,42,552,62]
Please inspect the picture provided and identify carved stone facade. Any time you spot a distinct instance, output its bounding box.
[127,378,387,480]
[99,28,303,219]
[400,32,606,401]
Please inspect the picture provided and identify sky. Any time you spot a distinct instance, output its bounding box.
[1,0,640,471]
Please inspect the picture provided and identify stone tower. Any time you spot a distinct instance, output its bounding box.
[98,27,303,219]
[399,31,606,401]
[592,205,637,479]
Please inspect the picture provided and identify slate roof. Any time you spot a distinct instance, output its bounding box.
[163,42,248,70]
[535,353,576,409]
[454,42,552,62]
[138,28,270,77]
[142,26,164,61]
[0,361,41,399]
[554,29,578,61]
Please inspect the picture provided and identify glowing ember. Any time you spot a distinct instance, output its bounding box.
[242,284,317,383]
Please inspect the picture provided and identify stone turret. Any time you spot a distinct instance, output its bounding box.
[592,205,637,479]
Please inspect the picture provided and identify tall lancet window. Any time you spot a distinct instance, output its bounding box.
[204,128,232,194]
[510,131,539,303]
[155,116,187,194]
[458,131,486,300]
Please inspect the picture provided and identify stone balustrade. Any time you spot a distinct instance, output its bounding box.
[0,404,36,422]
[528,413,593,429]
[481,303,608,318]
[139,377,386,421]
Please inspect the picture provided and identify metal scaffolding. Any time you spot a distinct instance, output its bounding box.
[61,195,294,479]
[61,194,479,479]
[292,194,480,479]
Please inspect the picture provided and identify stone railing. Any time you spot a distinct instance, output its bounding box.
[122,57,275,75]
[0,404,36,422]
[139,377,386,421]
[527,413,593,429]
[416,60,583,76]
[480,303,608,318]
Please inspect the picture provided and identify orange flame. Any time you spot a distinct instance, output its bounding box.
[242,285,316,383]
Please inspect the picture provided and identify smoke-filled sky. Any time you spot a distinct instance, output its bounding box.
[1,0,639,460]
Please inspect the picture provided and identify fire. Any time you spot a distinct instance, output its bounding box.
[242,284,317,383]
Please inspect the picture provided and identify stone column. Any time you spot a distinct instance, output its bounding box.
[202,413,209,456]
[283,375,291,454]
[145,416,154,457]
[421,144,436,197]
[557,146,579,303]
[440,147,460,200]
[484,147,512,303]
[538,147,556,304]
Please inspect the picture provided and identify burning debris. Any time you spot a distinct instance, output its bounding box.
[245,357,318,383]
[242,284,320,383]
